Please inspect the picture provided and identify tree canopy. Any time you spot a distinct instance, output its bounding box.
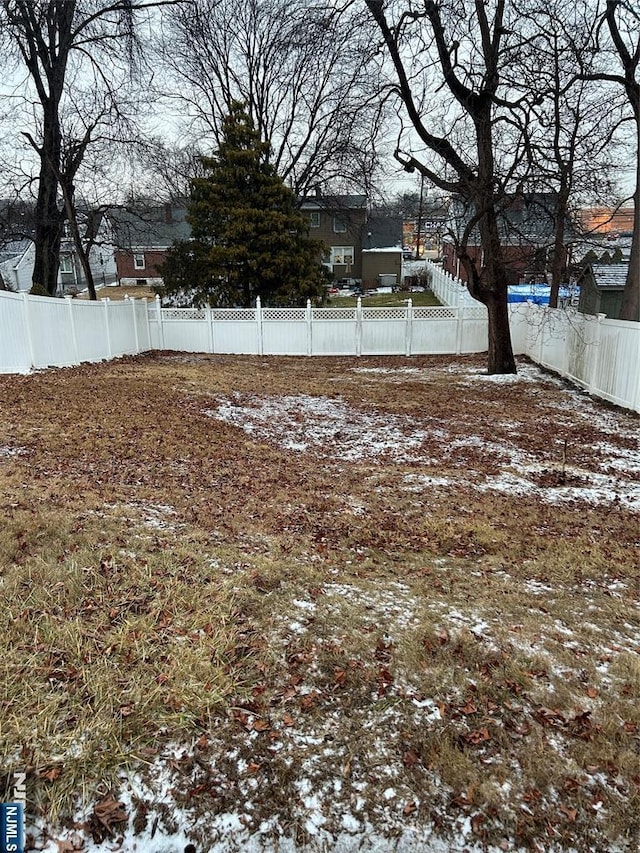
[160,104,329,308]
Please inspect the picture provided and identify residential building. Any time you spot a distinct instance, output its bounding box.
[442,194,572,285]
[579,207,634,239]
[109,202,190,287]
[0,240,35,292]
[299,192,367,281]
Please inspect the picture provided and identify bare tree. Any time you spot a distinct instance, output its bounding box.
[157,0,387,195]
[365,0,539,373]
[0,1,170,297]
[512,0,625,307]
[595,0,639,321]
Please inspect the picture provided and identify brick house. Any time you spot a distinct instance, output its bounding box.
[109,202,190,286]
[442,194,571,285]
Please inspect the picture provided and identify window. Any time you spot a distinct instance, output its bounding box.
[330,247,354,266]
[59,254,73,273]
[134,253,145,270]
[333,216,347,233]
[310,211,321,228]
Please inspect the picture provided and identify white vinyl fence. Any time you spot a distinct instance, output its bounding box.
[1,266,638,412]
[149,298,490,358]
[0,291,151,373]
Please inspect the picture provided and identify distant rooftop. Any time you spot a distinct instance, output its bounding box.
[299,194,367,210]
[589,263,629,289]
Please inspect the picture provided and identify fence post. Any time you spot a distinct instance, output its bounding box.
[65,295,80,364]
[256,296,263,355]
[455,287,464,354]
[306,299,312,356]
[405,298,413,357]
[356,296,362,357]
[588,313,606,395]
[155,294,165,349]
[207,305,215,353]
[130,297,140,354]
[143,298,151,351]
[21,292,36,369]
[102,298,113,359]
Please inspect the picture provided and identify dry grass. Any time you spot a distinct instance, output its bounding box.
[0,352,638,852]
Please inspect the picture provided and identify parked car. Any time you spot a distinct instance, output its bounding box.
[334,278,361,289]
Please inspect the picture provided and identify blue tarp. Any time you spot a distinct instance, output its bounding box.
[507,284,578,305]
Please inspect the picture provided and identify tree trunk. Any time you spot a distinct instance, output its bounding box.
[32,168,63,295]
[619,162,639,322]
[32,103,63,296]
[485,290,517,374]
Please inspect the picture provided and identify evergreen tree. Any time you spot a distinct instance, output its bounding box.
[161,103,329,307]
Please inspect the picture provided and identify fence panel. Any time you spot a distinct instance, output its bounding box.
[262,308,308,355]
[361,307,407,355]
[211,309,260,354]
[102,301,134,356]
[412,316,458,353]
[594,319,640,409]
[0,292,32,373]
[28,295,76,368]
[134,299,151,352]
[71,299,112,362]
[160,309,210,352]
[310,308,358,355]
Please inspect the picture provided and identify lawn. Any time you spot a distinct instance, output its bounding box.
[327,290,441,308]
[0,353,638,853]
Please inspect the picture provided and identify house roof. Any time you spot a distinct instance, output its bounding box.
[0,239,31,265]
[299,194,367,211]
[363,214,403,250]
[446,193,574,246]
[586,263,629,290]
[109,204,190,250]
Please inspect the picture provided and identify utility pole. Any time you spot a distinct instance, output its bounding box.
[416,173,425,259]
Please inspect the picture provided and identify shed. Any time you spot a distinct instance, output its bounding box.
[577,263,629,319]
[361,214,403,289]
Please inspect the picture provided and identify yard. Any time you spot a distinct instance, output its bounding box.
[0,353,638,853]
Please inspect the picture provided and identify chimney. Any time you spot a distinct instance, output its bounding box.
[164,202,172,224]
[314,185,322,198]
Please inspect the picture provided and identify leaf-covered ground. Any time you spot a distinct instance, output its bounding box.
[0,352,638,853]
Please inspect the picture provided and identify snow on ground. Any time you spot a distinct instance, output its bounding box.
[32,576,632,853]
[0,444,27,457]
[207,394,430,461]
[205,364,639,512]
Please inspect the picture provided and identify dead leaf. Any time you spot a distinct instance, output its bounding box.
[89,793,127,842]
[252,718,270,732]
[464,728,491,745]
[282,713,295,726]
[403,801,417,815]
[471,813,485,834]
[559,804,578,822]
[403,749,420,768]
[39,766,62,782]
